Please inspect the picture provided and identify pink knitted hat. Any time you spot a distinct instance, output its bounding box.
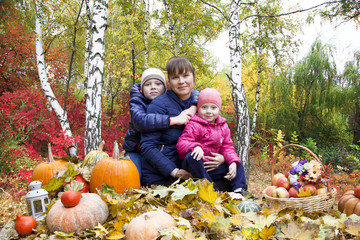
[198,88,222,109]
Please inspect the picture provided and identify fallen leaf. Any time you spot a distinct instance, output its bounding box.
[280,221,316,240]
[198,181,218,203]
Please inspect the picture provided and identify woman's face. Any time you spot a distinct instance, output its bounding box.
[168,71,195,100]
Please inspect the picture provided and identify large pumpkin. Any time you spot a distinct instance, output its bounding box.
[81,140,109,169]
[46,193,109,234]
[338,190,360,216]
[125,210,177,240]
[32,143,67,186]
[90,141,140,194]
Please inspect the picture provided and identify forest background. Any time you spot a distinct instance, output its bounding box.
[1,0,360,216]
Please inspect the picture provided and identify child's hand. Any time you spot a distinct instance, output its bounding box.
[191,146,204,161]
[226,163,237,180]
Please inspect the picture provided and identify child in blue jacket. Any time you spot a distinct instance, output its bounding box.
[122,68,197,179]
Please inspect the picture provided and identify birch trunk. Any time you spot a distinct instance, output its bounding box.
[84,0,92,96]
[35,0,78,157]
[228,0,250,181]
[143,0,149,68]
[84,0,109,155]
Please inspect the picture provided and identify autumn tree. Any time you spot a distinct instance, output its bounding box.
[0,1,37,94]
[342,51,360,145]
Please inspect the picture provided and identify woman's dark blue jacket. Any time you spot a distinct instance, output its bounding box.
[122,83,170,152]
[140,89,199,185]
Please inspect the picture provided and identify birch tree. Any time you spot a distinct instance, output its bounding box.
[200,0,302,181]
[84,0,109,155]
[35,0,78,157]
[227,0,251,181]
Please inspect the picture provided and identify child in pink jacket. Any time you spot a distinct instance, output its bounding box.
[176,88,247,193]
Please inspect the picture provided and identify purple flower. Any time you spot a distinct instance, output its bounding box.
[289,168,296,175]
[294,164,304,173]
[299,159,307,165]
[301,170,308,176]
[293,182,301,191]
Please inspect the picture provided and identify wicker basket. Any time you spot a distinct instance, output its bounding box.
[263,144,337,212]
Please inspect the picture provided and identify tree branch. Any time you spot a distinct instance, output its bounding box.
[240,1,341,23]
[199,0,229,21]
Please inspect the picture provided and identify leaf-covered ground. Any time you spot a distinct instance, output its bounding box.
[1,166,360,239]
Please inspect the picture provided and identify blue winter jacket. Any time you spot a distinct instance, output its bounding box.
[140,89,199,185]
[122,83,170,152]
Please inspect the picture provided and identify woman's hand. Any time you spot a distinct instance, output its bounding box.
[183,105,197,117]
[191,146,204,161]
[226,162,237,180]
[170,110,192,125]
[175,169,193,179]
[204,152,225,171]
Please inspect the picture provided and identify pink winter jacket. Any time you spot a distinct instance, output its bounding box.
[176,114,241,166]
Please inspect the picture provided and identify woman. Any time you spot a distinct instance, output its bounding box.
[140,57,226,187]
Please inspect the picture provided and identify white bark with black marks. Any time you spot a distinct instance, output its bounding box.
[84,0,109,156]
[35,0,78,157]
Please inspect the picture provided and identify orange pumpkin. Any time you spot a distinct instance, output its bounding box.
[338,190,360,216]
[125,211,177,240]
[90,141,140,194]
[46,193,109,234]
[32,143,67,186]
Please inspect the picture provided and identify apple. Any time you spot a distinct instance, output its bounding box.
[272,173,285,186]
[273,187,290,198]
[65,174,89,193]
[316,187,328,195]
[289,187,299,198]
[276,176,291,190]
[284,171,290,179]
[354,185,360,198]
[302,184,317,195]
[265,186,277,197]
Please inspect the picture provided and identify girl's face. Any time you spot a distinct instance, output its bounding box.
[198,103,220,123]
[168,71,195,100]
[142,79,166,100]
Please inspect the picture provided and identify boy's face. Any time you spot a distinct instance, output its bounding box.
[168,71,195,100]
[198,103,220,123]
[142,79,166,100]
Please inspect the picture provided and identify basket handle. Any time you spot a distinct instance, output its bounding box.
[271,144,332,197]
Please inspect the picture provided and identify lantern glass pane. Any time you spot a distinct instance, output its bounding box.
[33,199,43,214]
[26,200,33,216]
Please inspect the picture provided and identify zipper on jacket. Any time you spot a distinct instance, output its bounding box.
[160,145,164,152]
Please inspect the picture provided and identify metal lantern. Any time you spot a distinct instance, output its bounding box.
[25,181,49,221]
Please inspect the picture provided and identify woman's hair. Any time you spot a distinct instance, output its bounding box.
[166,56,195,80]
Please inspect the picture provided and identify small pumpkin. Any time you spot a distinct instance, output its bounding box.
[236,200,262,213]
[61,190,82,208]
[90,141,140,194]
[81,140,109,169]
[125,210,177,240]
[32,143,67,186]
[338,190,360,216]
[15,215,37,237]
[46,193,109,234]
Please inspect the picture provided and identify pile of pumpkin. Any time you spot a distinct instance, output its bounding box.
[15,141,144,237]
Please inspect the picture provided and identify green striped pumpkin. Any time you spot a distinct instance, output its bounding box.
[81,141,109,169]
[236,200,261,213]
